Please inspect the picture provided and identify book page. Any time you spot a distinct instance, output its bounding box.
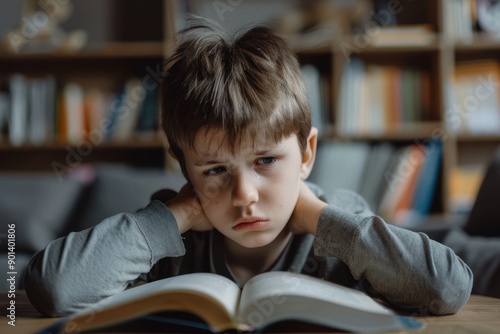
[239,271,392,316]
[238,272,399,332]
[76,273,241,319]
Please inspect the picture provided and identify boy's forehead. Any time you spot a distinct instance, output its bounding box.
[189,129,292,159]
[192,130,268,154]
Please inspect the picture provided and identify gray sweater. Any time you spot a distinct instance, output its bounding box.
[25,184,473,317]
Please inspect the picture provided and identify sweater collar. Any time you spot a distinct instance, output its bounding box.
[208,229,314,287]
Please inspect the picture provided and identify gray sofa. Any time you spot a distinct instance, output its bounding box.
[0,164,186,290]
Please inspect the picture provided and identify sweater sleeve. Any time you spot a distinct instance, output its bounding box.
[24,200,185,317]
[313,191,473,315]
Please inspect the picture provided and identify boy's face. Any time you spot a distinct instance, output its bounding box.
[181,128,317,248]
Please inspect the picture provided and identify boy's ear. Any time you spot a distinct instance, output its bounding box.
[300,127,318,180]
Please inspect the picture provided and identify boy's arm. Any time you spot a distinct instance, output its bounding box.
[24,200,185,317]
[311,190,473,315]
[294,184,473,315]
[314,190,472,315]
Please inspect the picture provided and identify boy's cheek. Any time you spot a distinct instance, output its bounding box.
[196,176,231,198]
[203,202,225,222]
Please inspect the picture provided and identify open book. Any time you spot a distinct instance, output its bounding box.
[41,272,423,333]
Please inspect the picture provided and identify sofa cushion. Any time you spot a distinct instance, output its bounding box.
[0,173,87,253]
[72,164,186,232]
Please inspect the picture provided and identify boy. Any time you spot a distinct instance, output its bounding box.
[25,17,472,317]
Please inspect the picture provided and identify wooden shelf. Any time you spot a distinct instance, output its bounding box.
[337,34,440,55]
[333,122,443,141]
[0,136,166,151]
[456,134,500,143]
[454,34,500,52]
[0,42,165,60]
[295,44,334,55]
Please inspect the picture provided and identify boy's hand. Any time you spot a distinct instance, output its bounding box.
[165,184,213,234]
[289,181,327,235]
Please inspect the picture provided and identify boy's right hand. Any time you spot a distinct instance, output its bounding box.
[165,184,213,234]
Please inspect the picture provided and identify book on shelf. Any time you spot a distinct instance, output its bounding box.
[364,66,384,135]
[84,89,113,138]
[136,84,159,137]
[38,271,423,334]
[448,164,484,213]
[301,64,329,137]
[107,78,148,141]
[8,74,28,146]
[279,21,340,52]
[337,58,364,135]
[376,141,442,225]
[369,24,435,46]
[29,78,47,145]
[104,86,126,140]
[444,0,474,42]
[391,145,426,223]
[358,142,397,212]
[384,66,401,127]
[409,140,442,218]
[448,60,500,135]
[377,145,419,223]
[62,83,86,145]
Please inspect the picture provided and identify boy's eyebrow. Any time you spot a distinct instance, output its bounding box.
[193,146,284,166]
[193,159,227,166]
[254,149,273,155]
[255,143,287,155]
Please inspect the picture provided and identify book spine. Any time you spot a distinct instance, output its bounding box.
[9,74,28,146]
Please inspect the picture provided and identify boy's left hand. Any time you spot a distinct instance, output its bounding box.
[289,181,327,235]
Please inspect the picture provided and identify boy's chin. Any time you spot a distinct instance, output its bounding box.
[220,231,276,249]
[230,231,287,249]
[237,239,273,249]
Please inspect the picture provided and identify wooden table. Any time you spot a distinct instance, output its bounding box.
[1,291,500,333]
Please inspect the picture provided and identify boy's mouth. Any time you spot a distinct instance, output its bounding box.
[233,217,269,231]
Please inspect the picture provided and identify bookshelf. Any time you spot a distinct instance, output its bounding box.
[299,0,500,223]
[1,0,499,224]
[0,0,175,172]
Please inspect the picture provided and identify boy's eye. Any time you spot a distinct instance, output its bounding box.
[257,157,277,165]
[203,166,226,177]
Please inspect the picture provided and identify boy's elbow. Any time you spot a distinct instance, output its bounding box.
[26,275,94,317]
[25,274,68,317]
[25,285,71,317]
[25,254,77,317]
[423,268,473,315]
[27,270,96,317]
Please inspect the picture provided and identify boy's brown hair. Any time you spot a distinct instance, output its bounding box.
[160,17,311,165]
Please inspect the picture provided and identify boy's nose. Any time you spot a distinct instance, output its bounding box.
[231,171,258,207]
